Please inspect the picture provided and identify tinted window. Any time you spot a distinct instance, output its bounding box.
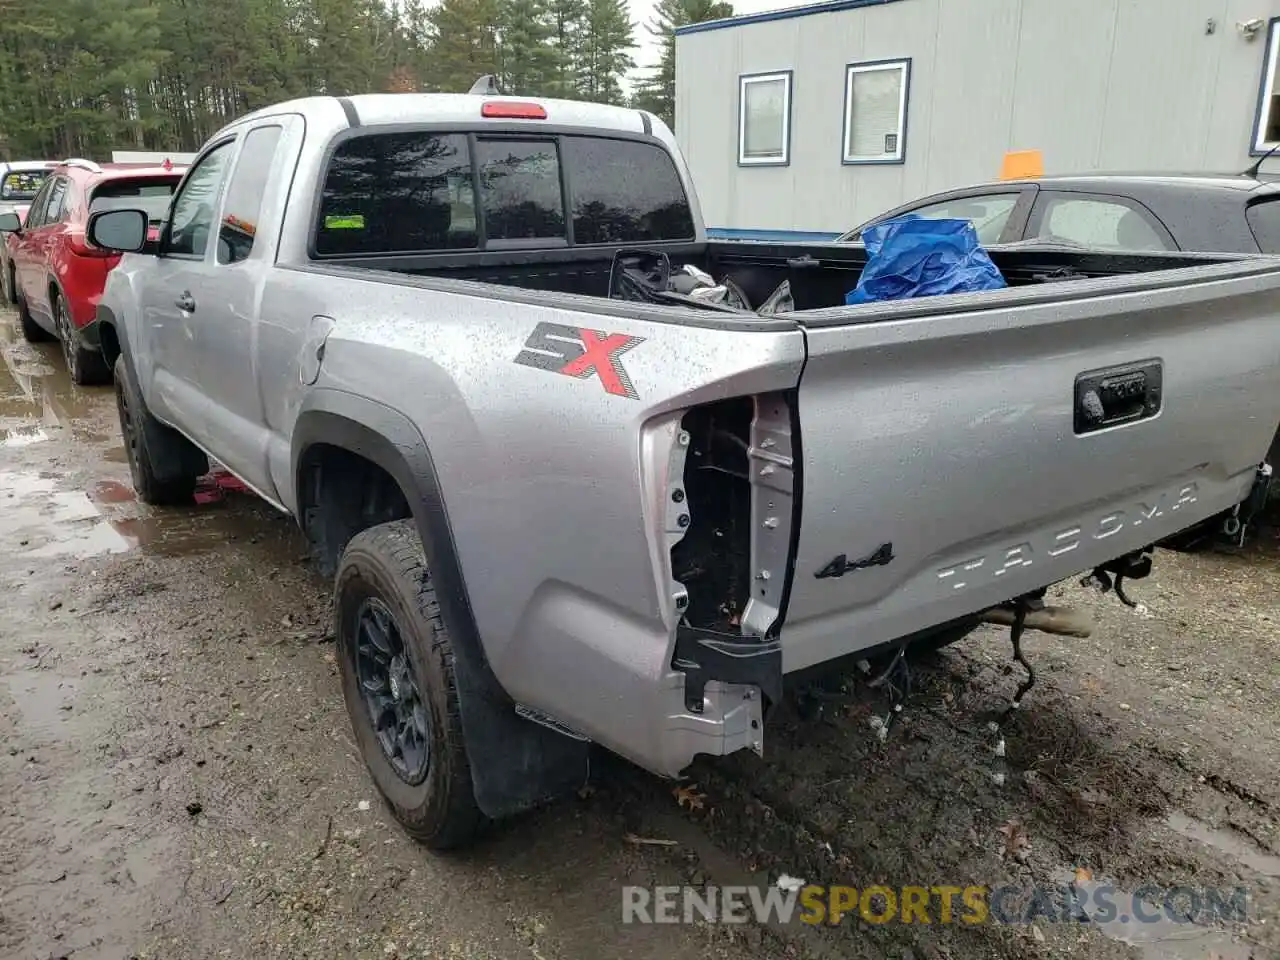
[89,177,180,225]
[475,138,564,241]
[22,177,54,228]
[316,133,476,256]
[42,178,70,225]
[218,125,283,264]
[94,179,177,199]
[905,194,1018,244]
[1032,195,1173,252]
[562,137,695,244]
[167,141,234,258]
[1,170,48,202]
[1247,201,1280,253]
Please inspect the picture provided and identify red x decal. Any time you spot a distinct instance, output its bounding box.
[558,329,642,398]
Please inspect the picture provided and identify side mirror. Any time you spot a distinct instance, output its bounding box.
[0,212,21,233]
[87,209,148,254]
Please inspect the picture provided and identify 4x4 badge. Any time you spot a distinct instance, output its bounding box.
[816,543,895,579]
[514,322,644,399]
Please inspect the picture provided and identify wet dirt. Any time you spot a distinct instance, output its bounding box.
[2,304,1280,959]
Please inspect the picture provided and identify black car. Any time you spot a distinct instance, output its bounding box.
[837,171,1280,256]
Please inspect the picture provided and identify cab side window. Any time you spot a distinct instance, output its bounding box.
[218,125,284,265]
[166,141,234,259]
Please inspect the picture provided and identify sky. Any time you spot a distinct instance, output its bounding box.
[624,0,809,74]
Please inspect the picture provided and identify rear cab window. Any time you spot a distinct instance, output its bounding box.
[476,138,565,243]
[313,130,695,256]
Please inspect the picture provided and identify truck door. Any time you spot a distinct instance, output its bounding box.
[136,139,236,433]
[193,116,302,501]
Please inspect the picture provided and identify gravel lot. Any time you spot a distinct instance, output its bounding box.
[2,307,1279,960]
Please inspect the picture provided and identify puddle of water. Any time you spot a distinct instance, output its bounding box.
[0,317,108,431]
[4,425,49,447]
[0,464,298,564]
[84,475,298,559]
[0,469,132,559]
[1166,811,1280,879]
[1048,866,1253,960]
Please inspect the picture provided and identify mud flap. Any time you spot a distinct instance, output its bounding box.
[448,636,592,820]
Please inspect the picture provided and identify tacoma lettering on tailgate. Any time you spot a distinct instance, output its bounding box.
[936,483,1199,591]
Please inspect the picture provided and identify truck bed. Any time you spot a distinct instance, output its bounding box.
[303,238,1253,315]
[290,239,1280,682]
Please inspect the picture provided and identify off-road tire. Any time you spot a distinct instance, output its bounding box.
[113,354,207,504]
[55,295,110,386]
[335,520,485,850]
[16,285,52,343]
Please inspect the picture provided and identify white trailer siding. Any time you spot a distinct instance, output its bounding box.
[676,0,1280,238]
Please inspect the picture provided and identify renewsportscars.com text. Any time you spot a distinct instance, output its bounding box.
[621,883,1249,927]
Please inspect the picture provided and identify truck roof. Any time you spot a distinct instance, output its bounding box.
[224,93,660,141]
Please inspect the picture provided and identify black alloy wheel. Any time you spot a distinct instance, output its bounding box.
[354,596,433,784]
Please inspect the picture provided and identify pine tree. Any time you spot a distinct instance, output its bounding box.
[496,0,559,96]
[424,0,501,94]
[545,0,586,98]
[633,0,732,127]
[0,0,645,158]
[577,0,634,104]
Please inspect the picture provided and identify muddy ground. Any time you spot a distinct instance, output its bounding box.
[2,306,1280,960]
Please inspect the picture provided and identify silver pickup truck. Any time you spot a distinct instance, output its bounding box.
[82,91,1280,849]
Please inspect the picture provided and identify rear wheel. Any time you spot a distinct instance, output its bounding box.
[335,520,486,850]
[55,295,110,385]
[113,354,207,504]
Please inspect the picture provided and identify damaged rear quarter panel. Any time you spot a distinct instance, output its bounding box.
[292,271,806,768]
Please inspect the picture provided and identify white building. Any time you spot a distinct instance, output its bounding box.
[675,0,1280,239]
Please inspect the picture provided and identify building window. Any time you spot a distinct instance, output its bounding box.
[843,59,910,165]
[1253,19,1280,154]
[738,71,792,166]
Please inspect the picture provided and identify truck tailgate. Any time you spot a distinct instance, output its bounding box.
[781,263,1280,671]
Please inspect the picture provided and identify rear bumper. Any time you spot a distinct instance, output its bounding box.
[524,464,1264,780]
[501,586,766,779]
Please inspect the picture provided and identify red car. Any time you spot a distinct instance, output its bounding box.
[0,158,185,384]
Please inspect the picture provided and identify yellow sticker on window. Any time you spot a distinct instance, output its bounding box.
[324,214,365,230]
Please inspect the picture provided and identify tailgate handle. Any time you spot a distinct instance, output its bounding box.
[1074,360,1162,435]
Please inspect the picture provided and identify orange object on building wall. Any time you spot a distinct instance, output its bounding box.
[1000,149,1044,180]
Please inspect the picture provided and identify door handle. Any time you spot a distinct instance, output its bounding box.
[175,292,196,313]
[1074,360,1162,434]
